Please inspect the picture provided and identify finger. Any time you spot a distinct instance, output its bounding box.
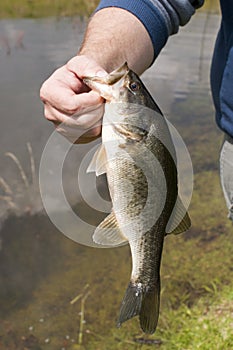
[56,120,102,144]
[75,125,102,144]
[40,66,82,104]
[44,103,68,123]
[67,90,104,116]
[44,100,104,128]
[42,80,104,117]
[40,64,88,96]
[67,55,107,79]
[71,103,104,128]
[40,56,107,119]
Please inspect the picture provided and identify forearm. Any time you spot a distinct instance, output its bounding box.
[79,8,154,75]
[81,0,204,74]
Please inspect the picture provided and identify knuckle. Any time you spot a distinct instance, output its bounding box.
[44,108,54,122]
[66,56,80,71]
[65,104,80,115]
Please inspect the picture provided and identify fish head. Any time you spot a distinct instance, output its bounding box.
[83,62,163,141]
[83,62,129,102]
[83,62,159,106]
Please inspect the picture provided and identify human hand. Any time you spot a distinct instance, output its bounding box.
[40,55,107,143]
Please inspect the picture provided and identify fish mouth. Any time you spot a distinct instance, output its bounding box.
[83,62,129,101]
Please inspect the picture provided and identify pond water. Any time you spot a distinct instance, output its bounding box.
[0,11,223,350]
[0,12,220,218]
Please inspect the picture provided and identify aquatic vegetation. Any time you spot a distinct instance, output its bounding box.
[0,30,25,56]
[0,142,43,220]
[0,0,99,19]
[70,284,91,347]
[0,34,11,55]
[0,0,219,19]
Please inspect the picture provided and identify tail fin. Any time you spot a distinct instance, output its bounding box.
[117,281,160,334]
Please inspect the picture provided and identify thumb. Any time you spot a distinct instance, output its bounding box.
[66,55,107,79]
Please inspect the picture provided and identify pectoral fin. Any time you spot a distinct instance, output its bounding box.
[87,144,107,176]
[93,211,128,247]
[166,196,191,235]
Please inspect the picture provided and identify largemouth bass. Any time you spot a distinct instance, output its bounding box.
[83,63,191,334]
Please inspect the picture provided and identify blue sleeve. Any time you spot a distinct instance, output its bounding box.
[95,0,204,61]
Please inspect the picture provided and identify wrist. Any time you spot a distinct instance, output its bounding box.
[78,8,153,74]
[78,9,129,72]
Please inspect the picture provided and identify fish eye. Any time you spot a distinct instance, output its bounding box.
[129,81,140,92]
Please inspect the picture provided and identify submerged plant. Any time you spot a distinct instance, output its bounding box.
[70,284,91,349]
[0,142,43,219]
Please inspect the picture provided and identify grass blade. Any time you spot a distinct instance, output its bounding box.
[27,142,36,185]
[0,177,13,195]
[5,152,29,188]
